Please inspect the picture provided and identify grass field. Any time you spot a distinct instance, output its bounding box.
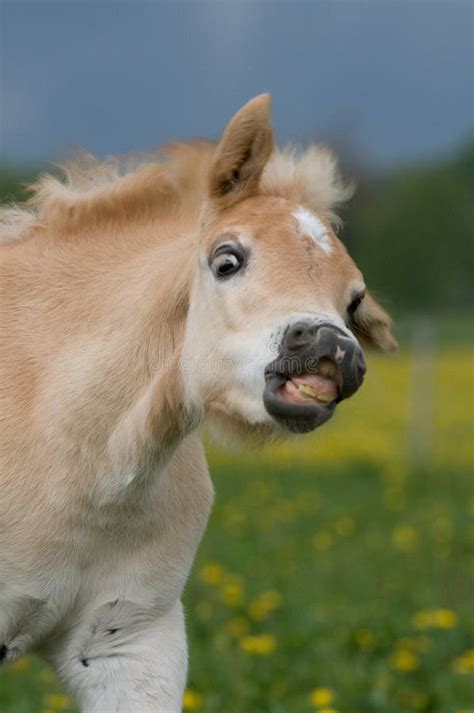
[1,345,473,713]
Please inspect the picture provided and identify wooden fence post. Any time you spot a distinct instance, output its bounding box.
[407,316,437,465]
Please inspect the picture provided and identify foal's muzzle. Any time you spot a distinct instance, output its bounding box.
[283,321,366,400]
[263,321,366,433]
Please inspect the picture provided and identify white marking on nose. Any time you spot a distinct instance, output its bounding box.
[293,206,333,255]
[335,345,346,363]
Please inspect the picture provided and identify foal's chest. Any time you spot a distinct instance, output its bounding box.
[79,436,214,608]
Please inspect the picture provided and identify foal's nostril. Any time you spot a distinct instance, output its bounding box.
[281,321,368,399]
[284,321,316,351]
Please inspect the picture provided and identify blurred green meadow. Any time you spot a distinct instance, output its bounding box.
[1,342,473,712]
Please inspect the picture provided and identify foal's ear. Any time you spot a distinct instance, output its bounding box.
[209,94,274,206]
[351,293,398,352]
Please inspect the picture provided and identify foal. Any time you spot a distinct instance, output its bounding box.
[0,95,396,711]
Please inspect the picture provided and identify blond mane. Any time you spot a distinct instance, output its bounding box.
[0,142,351,242]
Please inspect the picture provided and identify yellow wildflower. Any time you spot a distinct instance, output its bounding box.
[397,636,432,653]
[225,617,250,637]
[199,562,223,585]
[312,531,333,551]
[411,608,458,630]
[310,687,334,707]
[239,633,276,655]
[355,628,376,651]
[411,610,432,629]
[248,590,283,620]
[220,582,244,607]
[42,693,74,710]
[432,608,458,628]
[390,648,420,672]
[9,656,30,672]
[392,524,418,552]
[453,648,474,674]
[182,689,203,710]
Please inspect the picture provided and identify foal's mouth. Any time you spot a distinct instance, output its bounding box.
[263,358,342,434]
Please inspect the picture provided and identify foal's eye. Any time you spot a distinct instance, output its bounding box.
[210,249,245,279]
[347,295,364,316]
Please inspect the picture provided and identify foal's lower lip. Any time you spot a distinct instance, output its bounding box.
[262,373,337,434]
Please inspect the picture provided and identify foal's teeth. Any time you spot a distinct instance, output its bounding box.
[298,384,318,399]
[314,392,333,403]
[297,383,333,404]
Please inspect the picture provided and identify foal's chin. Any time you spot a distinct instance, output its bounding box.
[205,395,334,447]
[205,407,281,449]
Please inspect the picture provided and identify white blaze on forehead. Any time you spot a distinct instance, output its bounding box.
[293,206,333,255]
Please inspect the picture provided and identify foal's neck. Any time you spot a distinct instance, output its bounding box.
[48,216,200,503]
[98,219,200,497]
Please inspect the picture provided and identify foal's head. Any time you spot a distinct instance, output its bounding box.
[182,95,396,438]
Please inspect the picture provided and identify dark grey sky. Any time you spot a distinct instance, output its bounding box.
[1,0,473,167]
